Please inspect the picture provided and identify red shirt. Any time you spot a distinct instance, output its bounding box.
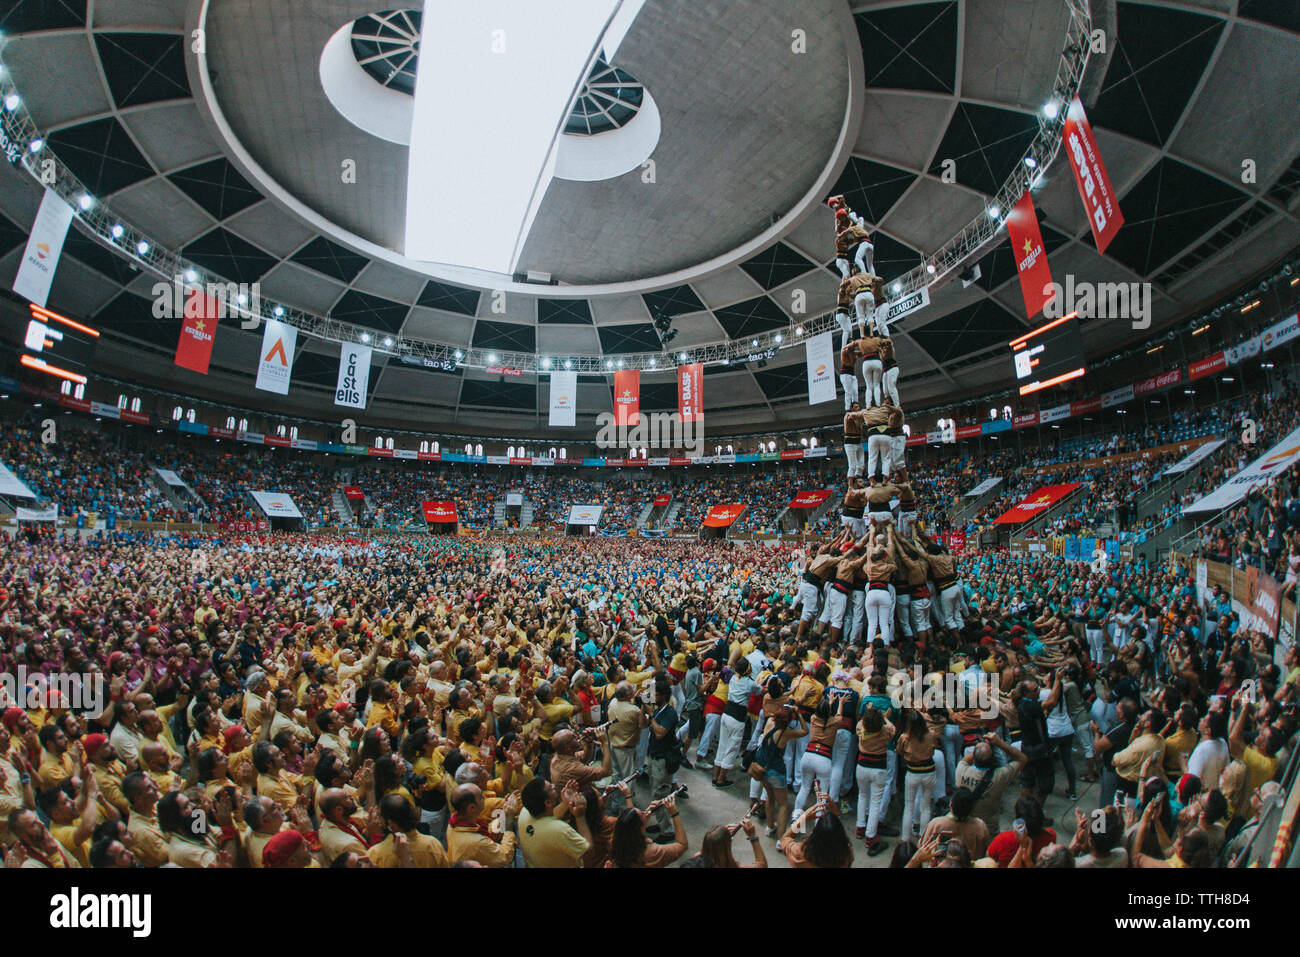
[987,828,1058,867]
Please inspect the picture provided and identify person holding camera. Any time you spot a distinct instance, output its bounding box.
[645,677,682,837]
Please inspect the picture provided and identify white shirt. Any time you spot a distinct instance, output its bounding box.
[109,722,141,766]
[1188,737,1229,789]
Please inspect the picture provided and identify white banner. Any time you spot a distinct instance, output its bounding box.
[964,476,1004,497]
[547,370,577,427]
[249,490,303,518]
[255,319,297,395]
[1101,384,1134,408]
[91,401,120,419]
[16,505,58,522]
[716,454,736,464]
[806,331,836,405]
[155,468,185,487]
[487,455,509,465]
[1185,427,1300,513]
[880,285,930,325]
[1161,438,1226,477]
[334,343,372,409]
[1225,334,1262,367]
[1039,404,1070,424]
[0,462,37,499]
[1262,313,1300,353]
[805,447,828,458]
[506,492,523,506]
[13,188,75,307]
[567,504,604,525]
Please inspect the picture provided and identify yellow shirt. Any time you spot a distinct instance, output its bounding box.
[366,701,401,738]
[539,701,576,741]
[36,750,76,789]
[518,809,589,868]
[1241,747,1278,793]
[448,826,518,867]
[257,770,301,811]
[368,830,450,868]
[49,821,91,868]
[127,809,170,867]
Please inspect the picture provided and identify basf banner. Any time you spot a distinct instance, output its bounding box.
[678,362,703,423]
[249,491,303,518]
[567,504,604,525]
[422,500,458,523]
[703,503,746,527]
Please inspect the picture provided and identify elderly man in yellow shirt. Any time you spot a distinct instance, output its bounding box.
[1229,698,1282,793]
[368,793,449,867]
[122,770,170,867]
[318,788,380,864]
[1113,709,1167,785]
[9,808,82,868]
[140,742,182,794]
[447,783,518,866]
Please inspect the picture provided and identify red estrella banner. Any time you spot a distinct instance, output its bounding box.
[1070,396,1101,416]
[652,494,671,507]
[509,457,531,465]
[957,425,982,439]
[906,433,926,447]
[993,483,1082,524]
[1189,352,1226,380]
[417,451,441,461]
[174,288,219,375]
[614,369,640,426]
[343,486,364,500]
[422,500,458,523]
[678,362,703,423]
[264,435,290,448]
[1005,190,1055,319]
[1063,97,1124,254]
[703,503,746,528]
[780,450,805,460]
[668,457,692,466]
[788,490,833,509]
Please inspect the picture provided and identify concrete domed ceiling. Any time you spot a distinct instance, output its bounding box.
[0,0,1297,435]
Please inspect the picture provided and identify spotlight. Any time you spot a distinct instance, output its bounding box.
[926,263,936,275]
[648,358,656,368]
[360,333,371,343]
[383,337,393,347]
[27,137,42,153]
[605,360,612,369]
[751,339,758,347]
[1023,156,1038,169]
[110,224,124,239]
[892,282,902,294]
[774,333,783,344]
[618,359,625,369]
[236,292,247,306]
[184,268,198,283]
[4,93,19,111]
[679,353,688,362]
[795,326,804,336]
[541,358,551,369]
[1043,100,1059,120]
[987,205,1000,220]
[454,350,464,360]
[273,306,285,317]
[136,240,150,255]
[487,353,499,363]
[563,359,572,370]
[77,194,94,211]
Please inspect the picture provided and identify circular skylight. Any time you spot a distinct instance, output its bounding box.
[348,11,642,135]
[351,10,422,96]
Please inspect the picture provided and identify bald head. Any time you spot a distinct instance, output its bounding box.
[451,783,483,817]
[140,742,169,771]
[551,729,579,755]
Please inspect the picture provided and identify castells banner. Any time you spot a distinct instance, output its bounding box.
[703,503,747,527]
[422,501,458,523]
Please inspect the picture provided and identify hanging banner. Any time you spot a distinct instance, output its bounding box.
[0,462,36,499]
[334,343,372,409]
[506,492,523,506]
[652,494,671,507]
[1225,334,1261,366]
[343,485,365,500]
[1185,426,1300,514]
[678,362,703,423]
[249,490,303,518]
[548,370,577,427]
[1161,438,1226,476]
[13,188,75,307]
[880,286,930,326]
[1189,352,1226,380]
[174,288,220,375]
[1262,313,1300,352]
[255,319,297,395]
[613,369,640,426]
[155,469,185,487]
[993,483,1082,524]
[567,504,604,525]
[1101,384,1134,408]
[1006,190,1054,319]
[964,476,1004,497]
[1063,97,1124,254]
[422,500,458,523]
[806,330,836,405]
[16,505,58,522]
[702,503,746,528]
[787,490,833,509]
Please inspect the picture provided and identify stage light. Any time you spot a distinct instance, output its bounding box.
[987,205,1000,220]
[4,93,19,111]
[77,194,94,211]
[28,138,42,153]
[136,240,150,255]
[110,224,124,239]
[360,333,371,343]
[893,282,903,294]
[563,359,572,370]
[605,359,612,369]
[236,293,247,306]
[1023,156,1038,169]
[795,326,804,336]
[273,306,285,317]
[487,353,498,363]
[648,358,656,368]
[926,263,936,275]
[541,358,551,369]
[184,268,198,283]
[679,352,688,362]
[774,334,783,344]
[455,350,464,360]
[383,337,393,347]
[1043,101,1059,120]
[751,339,758,347]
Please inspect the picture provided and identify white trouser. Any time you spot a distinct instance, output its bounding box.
[864,586,894,645]
[854,291,876,331]
[901,765,936,839]
[1085,627,1105,664]
[867,509,893,531]
[845,442,864,478]
[717,714,747,770]
[856,764,889,837]
[845,589,865,645]
[796,580,822,622]
[936,583,964,630]
[786,734,809,789]
[841,514,866,538]
[895,592,913,638]
[823,586,849,630]
[861,358,883,407]
[841,372,859,411]
[834,309,853,353]
[816,582,836,625]
[910,594,932,634]
[635,725,650,772]
[867,434,892,477]
[793,750,835,821]
[882,365,900,405]
[898,510,917,537]
[696,712,721,760]
[890,435,905,475]
[1073,716,1094,759]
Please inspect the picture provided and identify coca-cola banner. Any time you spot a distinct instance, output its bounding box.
[1134,367,1183,396]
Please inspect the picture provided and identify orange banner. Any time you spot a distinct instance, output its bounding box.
[702,503,746,528]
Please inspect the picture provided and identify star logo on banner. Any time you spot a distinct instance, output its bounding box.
[1022,239,1033,256]
[194,319,206,333]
